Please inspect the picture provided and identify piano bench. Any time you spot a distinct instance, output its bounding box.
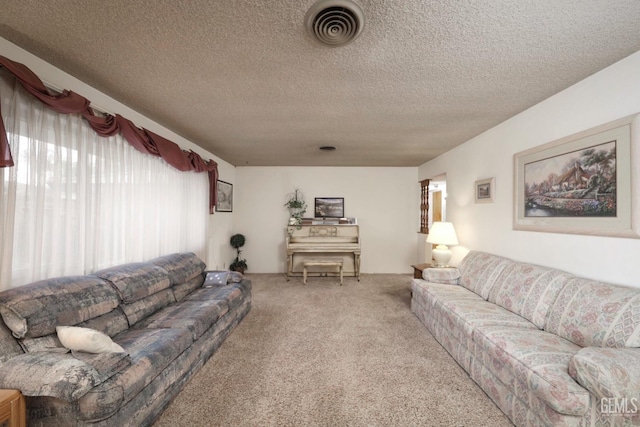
[303,258,344,286]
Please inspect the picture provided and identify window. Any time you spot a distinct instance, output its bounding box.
[0,70,208,289]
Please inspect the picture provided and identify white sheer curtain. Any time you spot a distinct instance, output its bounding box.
[0,70,208,290]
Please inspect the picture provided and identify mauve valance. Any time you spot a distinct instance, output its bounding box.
[0,55,219,213]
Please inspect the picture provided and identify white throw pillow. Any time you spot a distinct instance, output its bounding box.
[56,326,125,353]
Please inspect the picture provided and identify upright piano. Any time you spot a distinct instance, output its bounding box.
[286,224,360,280]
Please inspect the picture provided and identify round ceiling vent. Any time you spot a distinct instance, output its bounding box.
[305,0,364,47]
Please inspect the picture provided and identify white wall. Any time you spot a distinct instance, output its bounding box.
[0,37,236,270]
[233,167,419,274]
[419,50,640,288]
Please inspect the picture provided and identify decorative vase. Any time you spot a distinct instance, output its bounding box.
[288,207,304,216]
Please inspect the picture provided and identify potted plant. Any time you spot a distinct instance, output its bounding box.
[229,233,247,273]
[284,189,307,225]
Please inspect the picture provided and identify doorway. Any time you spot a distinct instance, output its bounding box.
[428,174,447,226]
[432,190,443,223]
[417,174,447,264]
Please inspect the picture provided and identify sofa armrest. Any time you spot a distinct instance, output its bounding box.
[569,347,640,400]
[422,267,461,285]
[0,351,130,401]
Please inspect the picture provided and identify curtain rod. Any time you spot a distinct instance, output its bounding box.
[42,79,113,116]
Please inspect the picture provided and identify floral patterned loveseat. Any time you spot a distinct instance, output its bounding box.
[411,251,640,426]
[0,252,251,426]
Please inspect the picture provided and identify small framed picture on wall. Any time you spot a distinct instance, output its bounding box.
[216,180,233,212]
[475,177,495,203]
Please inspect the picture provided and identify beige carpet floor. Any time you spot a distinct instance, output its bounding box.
[153,273,513,427]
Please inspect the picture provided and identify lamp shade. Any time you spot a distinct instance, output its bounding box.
[426,222,459,246]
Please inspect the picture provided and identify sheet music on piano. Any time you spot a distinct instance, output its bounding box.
[286,223,360,281]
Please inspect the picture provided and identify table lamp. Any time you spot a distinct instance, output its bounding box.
[426,222,459,267]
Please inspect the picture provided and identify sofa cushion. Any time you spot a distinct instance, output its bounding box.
[227,271,244,283]
[236,277,252,294]
[18,333,67,353]
[0,320,23,367]
[546,277,640,348]
[149,252,206,285]
[120,288,176,326]
[412,279,483,310]
[172,275,205,302]
[474,326,589,416]
[457,251,511,300]
[487,261,573,329]
[439,298,538,340]
[422,267,461,285]
[569,347,640,400]
[78,327,192,420]
[76,307,130,337]
[136,299,230,340]
[184,283,245,309]
[19,308,129,354]
[93,263,171,303]
[0,351,130,401]
[0,276,120,339]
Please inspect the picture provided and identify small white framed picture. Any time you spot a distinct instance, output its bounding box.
[475,177,495,203]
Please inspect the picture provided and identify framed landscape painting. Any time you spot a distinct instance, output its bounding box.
[216,180,233,212]
[314,197,344,218]
[513,113,640,238]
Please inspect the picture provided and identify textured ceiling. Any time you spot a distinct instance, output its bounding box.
[1,1,640,166]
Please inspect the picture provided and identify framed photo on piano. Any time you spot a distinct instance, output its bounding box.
[314,197,344,218]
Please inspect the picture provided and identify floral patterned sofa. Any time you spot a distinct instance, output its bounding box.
[0,252,251,426]
[411,251,640,426]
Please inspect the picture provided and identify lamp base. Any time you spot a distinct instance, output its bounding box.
[432,244,452,268]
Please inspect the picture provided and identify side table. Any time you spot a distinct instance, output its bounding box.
[0,389,26,427]
[411,263,431,279]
